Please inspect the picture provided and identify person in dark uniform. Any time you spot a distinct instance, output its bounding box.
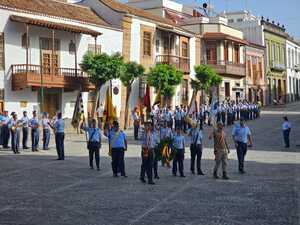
[82,119,101,170]
[190,123,205,175]
[29,111,39,152]
[20,111,29,149]
[106,121,127,177]
[139,121,155,185]
[42,112,51,150]
[172,128,185,177]
[51,112,65,160]
[8,112,20,154]
[132,107,140,140]
[282,116,291,148]
[2,111,10,148]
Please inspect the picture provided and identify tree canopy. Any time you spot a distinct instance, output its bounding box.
[120,61,145,87]
[147,63,183,99]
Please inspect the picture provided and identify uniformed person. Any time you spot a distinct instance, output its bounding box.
[190,123,204,175]
[209,122,230,179]
[172,128,185,177]
[2,111,10,148]
[20,111,29,149]
[106,121,127,177]
[282,116,291,148]
[29,111,39,152]
[132,107,140,140]
[140,122,155,185]
[8,112,20,154]
[153,124,160,179]
[83,119,101,170]
[232,119,253,174]
[52,112,65,160]
[42,112,51,150]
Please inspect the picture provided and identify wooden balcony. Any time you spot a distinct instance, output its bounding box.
[203,60,246,78]
[11,64,95,91]
[156,55,190,73]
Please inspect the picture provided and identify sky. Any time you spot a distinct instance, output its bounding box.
[122,0,300,40]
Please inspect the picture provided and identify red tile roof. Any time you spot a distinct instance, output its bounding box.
[0,0,109,26]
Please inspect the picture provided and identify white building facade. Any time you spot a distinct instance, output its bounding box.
[0,0,123,118]
[286,39,300,102]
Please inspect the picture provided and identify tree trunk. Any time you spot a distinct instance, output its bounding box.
[123,86,131,130]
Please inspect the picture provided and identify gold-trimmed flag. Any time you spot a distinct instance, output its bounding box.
[71,92,85,129]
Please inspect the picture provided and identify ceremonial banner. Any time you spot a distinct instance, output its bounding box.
[143,84,151,113]
[103,86,116,126]
[71,92,84,129]
[152,88,161,106]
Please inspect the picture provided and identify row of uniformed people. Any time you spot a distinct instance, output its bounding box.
[1,110,65,160]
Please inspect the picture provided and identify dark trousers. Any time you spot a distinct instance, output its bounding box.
[237,110,240,120]
[31,129,39,151]
[134,123,139,140]
[190,144,203,173]
[153,158,158,177]
[221,112,226,125]
[172,150,184,176]
[89,145,100,169]
[2,125,10,148]
[55,132,65,160]
[140,148,153,182]
[283,130,290,147]
[236,142,247,172]
[43,129,50,150]
[217,113,221,122]
[175,120,182,130]
[22,127,28,148]
[111,148,125,176]
[11,130,20,153]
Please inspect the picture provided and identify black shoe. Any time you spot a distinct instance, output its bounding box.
[113,174,118,177]
[180,174,186,178]
[191,170,195,174]
[148,181,155,185]
[16,151,20,154]
[140,178,146,183]
[213,172,219,179]
[222,174,229,180]
[239,170,245,174]
[154,175,160,179]
[121,175,128,178]
[172,173,177,177]
[97,168,100,171]
[90,166,94,170]
[197,171,205,175]
[23,147,29,150]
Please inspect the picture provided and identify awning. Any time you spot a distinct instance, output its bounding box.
[203,32,248,45]
[10,15,102,37]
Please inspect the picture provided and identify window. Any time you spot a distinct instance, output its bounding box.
[247,60,251,77]
[143,32,152,56]
[259,62,263,78]
[69,40,76,54]
[156,39,160,53]
[288,48,291,68]
[228,19,234,23]
[225,82,230,97]
[88,44,101,54]
[181,79,189,103]
[21,33,30,48]
[206,44,217,63]
[292,49,295,68]
[0,33,4,70]
[237,18,243,22]
[181,41,188,57]
[40,38,60,51]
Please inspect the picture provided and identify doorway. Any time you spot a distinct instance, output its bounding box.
[40,89,61,117]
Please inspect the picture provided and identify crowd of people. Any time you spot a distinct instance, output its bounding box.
[0,99,292,186]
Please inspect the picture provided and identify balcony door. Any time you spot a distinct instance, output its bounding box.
[206,43,217,64]
[40,38,60,75]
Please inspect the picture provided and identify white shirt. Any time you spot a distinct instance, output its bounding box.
[97,106,104,118]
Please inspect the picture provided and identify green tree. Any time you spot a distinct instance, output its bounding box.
[81,52,125,117]
[191,64,222,104]
[147,64,183,106]
[120,61,145,129]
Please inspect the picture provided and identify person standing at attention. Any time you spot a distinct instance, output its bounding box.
[105,121,127,177]
[29,110,39,152]
[42,112,51,150]
[190,123,205,175]
[172,128,186,177]
[49,112,65,160]
[132,107,140,140]
[232,119,253,174]
[282,116,291,148]
[8,112,20,154]
[20,111,29,149]
[82,119,101,170]
[209,122,230,179]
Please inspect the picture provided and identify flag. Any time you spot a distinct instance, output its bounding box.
[188,96,198,115]
[152,88,161,106]
[71,92,84,129]
[143,84,151,113]
[103,86,117,126]
[93,89,100,119]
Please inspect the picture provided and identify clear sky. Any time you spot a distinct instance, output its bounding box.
[122,0,300,40]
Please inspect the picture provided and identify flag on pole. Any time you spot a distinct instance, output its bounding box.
[143,84,151,113]
[71,92,85,129]
[188,97,198,115]
[152,88,161,106]
[103,86,116,126]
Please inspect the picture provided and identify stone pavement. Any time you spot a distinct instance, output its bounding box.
[0,102,299,225]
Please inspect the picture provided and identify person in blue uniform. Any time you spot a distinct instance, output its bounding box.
[42,112,51,150]
[20,111,29,149]
[232,119,253,174]
[2,111,10,148]
[8,112,20,154]
[29,110,39,152]
[82,119,101,170]
[50,112,65,160]
[106,121,127,177]
[190,123,204,175]
[172,128,185,177]
[282,116,291,148]
[139,121,155,185]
